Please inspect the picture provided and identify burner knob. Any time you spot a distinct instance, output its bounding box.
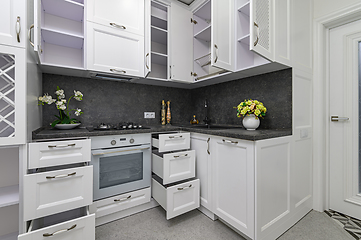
[129,138,135,144]
[111,140,116,145]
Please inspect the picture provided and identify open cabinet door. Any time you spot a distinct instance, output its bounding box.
[211,0,235,72]
[33,0,42,63]
[250,0,274,61]
[145,0,151,77]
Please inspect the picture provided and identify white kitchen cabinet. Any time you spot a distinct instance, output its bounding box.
[33,0,85,69]
[87,0,145,37]
[190,133,212,212]
[0,45,26,146]
[0,0,26,49]
[212,136,255,239]
[152,132,190,152]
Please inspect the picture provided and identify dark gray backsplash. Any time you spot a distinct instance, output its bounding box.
[42,68,292,129]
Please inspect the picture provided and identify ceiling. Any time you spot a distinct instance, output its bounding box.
[177,0,195,5]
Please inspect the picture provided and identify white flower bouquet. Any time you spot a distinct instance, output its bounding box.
[39,86,83,127]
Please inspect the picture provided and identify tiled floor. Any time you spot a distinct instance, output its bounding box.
[96,207,355,240]
[325,210,361,240]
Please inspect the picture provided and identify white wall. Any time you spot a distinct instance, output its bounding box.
[314,0,359,19]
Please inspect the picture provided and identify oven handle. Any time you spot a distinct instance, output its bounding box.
[92,146,150,156]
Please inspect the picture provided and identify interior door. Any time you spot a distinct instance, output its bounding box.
[329,19,361,220]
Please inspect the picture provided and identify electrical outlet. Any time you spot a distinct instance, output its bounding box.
[144,112,155,118]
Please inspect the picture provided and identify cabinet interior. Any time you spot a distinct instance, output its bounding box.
[39,0,85,69]
[149,1,169,80]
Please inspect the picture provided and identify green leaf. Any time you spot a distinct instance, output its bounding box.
[51,120,61,128]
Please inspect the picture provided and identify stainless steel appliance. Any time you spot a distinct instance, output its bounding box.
[90,134,151,201]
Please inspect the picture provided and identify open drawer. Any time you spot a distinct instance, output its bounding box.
[23,165,93,221]
[152,176,200,220]
[152,149,195,184]
[28,139,91,169]
[18,208,95,240]
[152,132,190,152]
[90,187,151,218]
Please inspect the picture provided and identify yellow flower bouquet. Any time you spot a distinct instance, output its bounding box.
[236,99,267,119]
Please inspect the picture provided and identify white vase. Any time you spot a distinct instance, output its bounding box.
[242,114,260,130]
[54,123,81,130]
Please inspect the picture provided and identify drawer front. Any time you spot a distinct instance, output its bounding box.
[28,139,91,169]
[18,213,95,240]
[91,188,151,218]
[24,166,93,221]
[156,133,190,152]
[153,150,195,184]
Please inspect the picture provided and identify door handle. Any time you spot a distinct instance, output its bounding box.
[331,116,349,122]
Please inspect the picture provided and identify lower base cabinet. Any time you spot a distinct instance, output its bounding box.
[152,177,200,220]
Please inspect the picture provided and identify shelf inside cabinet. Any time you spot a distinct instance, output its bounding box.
[151,26,167,45]
[151,2,167,20]
[149,63,167,80]
[42,29,84,49]
[151,41,167,55]
[194,25,211,42]
[151,16,167,30]
[42,0,84,22]
[41,42,84,69]
[43,13,84,37]
[194,0,211,22]
[151,52,167,66]
[238,34,250,45]
[238,1,250,16]
[0,185,19,208]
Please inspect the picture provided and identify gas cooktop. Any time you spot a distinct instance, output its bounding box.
[88,123,150,131]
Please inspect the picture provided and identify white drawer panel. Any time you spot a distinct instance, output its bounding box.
[152,132,190,152]
[152,150,195,184]
[23,166,93,221]
[18,213,95,240]
[29,139,91,169]
[152,178,200,220]
[90,187,151,218]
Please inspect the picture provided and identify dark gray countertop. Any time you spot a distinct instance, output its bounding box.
[32,124,292,141]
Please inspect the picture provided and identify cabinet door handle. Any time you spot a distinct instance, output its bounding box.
[48,143,76,148]
[214,44,218,63]
[110,68,126,74]
[46,172,76,179]
[43,224,77,237]
[207,138,210,155]
[145,53,150,70]
[110,22,126,29]
[222,139,238,144]
[330,116,350,122]
[173,154,188,158]
[254,22,259,46]
[28,24,34,47]
[114,195,132,202]
[177,184,192,191]
[16,16,21,43]
[169,135,182,139]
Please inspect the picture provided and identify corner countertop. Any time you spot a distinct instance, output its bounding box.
[32,124,292,141]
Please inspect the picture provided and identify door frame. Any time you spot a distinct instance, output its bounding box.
[313,2,361,212]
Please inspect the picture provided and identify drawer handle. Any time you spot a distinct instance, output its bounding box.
[222,139,238,144]
[114,195,131,202]
[110,68,126,74]
[43,224,77,237]
[169,135,182,139]
[110,22,126,29]
[173,154,188,158]
[177,184,192,191]
[207,138,210,155]
[46,172,76,179]
[48,143,76,148]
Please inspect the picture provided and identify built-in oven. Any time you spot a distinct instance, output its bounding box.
[90,134,151,201]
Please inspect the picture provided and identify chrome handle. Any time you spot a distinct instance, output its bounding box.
[254,22,259,46]
[46,172,76,179]
[92,147,150,156]
[145,53,149,70]
[110,23,126,29]
[43,224,77,237]
[331,116,350,122]
[169,65,172,79]
[177,184,192,191]
[222,139,238,144]
[110,68,126,74]
[28,24,34,47]
[114,195,131,202]
[16,16,21,43]
[214,44,218,63]
[169,135,182,139]
[174,154,188,158]
[48,143,76,148]
[207,138,210,155]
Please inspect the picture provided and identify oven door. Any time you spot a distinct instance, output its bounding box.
[91,144,151,201]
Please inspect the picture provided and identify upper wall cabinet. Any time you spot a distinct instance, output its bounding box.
[0,0,26,49]
[33,0,85,69]
[87,0,145,37]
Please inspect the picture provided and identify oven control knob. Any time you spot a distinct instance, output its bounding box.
[129,138,135,144]
[111,140,116,145]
